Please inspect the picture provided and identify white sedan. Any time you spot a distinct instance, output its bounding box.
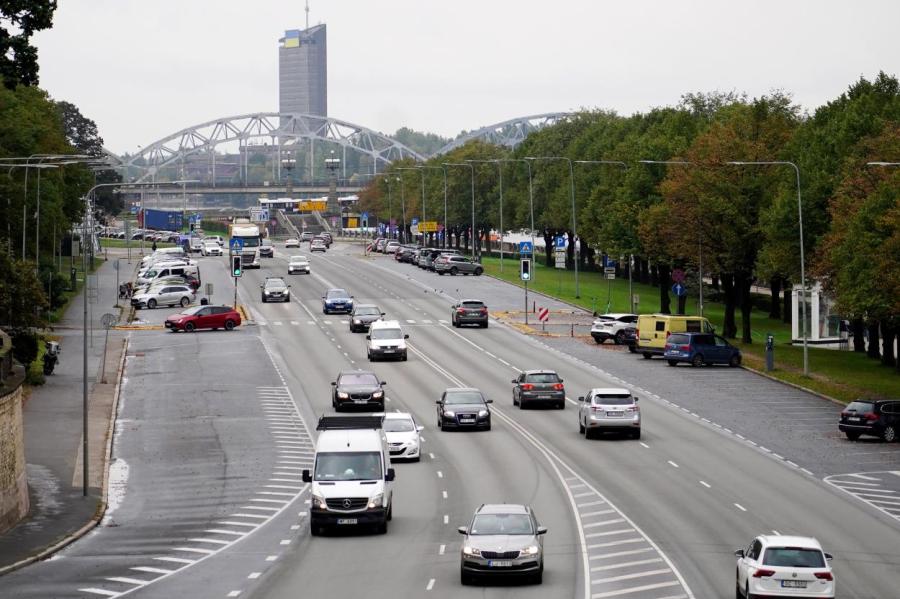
[735,535,834,599]
[201,243,222,256]
[285,238,300,248]
[288,255,310,274]
[379,412,422,461]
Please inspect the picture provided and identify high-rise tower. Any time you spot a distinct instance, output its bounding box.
[278,24,327,117]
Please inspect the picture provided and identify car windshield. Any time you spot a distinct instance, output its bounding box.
[592,394,633,405]
[327,289,348,299]
[180,306,205,316]
[525,373,559,383]
[265,280,285,289]
[356,307,381,316]
[470,513,533,535]
[314,452,382,481]
[668,334,690,345]
[339,373,379,386]
[444,391,484,405]
[371,328,401,340]
[461,301,484,308]
[383,418,415,432]
[846,401,874,413]
[762,547,826,568]
[290,256,307,263]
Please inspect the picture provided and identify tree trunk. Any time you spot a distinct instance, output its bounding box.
[866,321,881,359]
[738,272,753,344]
[768,277,781,320]
[650,263,659,287]
[850,318,866,352]
[658,263,671,314]
[677,294,687,315]
[566,230,575,269]
[638,257,650,284]
[880,322,896,368]
[543,229,553,268]
[782,281,792,325]
[710,275,720,291]
[721,273,738,338]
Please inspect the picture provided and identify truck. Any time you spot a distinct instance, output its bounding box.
[140,209,183,232]
[229,219,262,269]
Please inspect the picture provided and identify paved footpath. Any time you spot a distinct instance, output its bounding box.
[0,248,137,573]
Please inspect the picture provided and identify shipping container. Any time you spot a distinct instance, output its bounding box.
[140,209,184,231]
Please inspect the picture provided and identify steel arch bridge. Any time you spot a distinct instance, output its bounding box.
[108,112,426,183]
[431,112,571,156]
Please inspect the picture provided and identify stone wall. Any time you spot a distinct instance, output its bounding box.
[0,381,28,534]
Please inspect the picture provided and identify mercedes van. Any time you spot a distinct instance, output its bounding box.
[366,320,409,361]
[302,416,395,535]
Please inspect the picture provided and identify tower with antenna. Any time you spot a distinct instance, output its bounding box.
[278,2,327,118]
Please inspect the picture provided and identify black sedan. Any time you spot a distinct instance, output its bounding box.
[331,370,386,411]
[349,304,384,332]
[512,370,566,409]
[437,388,492,431]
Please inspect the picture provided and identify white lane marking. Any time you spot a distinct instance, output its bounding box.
[439,544,446,555]
[189,538,230,545]
[248,572,261,579]
[592,568,673,584]
[443,514,449,524]
[153,557,194,565]
[290,321,299,325]
[734,503,748,512]
[429,452,435,460]
[587,538,644,550]
[266,555,278,562]
[591,557,663,572]
[227,592,241,598]
[290,524,301,530]
[442,490,448,499]
[130,567,173,575]
[584,519,626,529]
[106,577,151,585]
[436,471,443,478]
[591,580,681,597]
[639,442,649,449]
[79,589,120,597]
[667,461,679,468]
[582,509,616,518]
[426,578,435,590]
[589,548,653,561]
[699,481,711,489]
[280,539,291,545]
[174,547,215,555]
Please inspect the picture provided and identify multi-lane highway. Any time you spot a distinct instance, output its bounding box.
[3,240,899,599]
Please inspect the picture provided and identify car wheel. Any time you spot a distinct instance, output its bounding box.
[484,421,491,431]
[615,331,626,345]
[692,354,704,367]
[585,426,594,440]
[474,267,483,276]
[438,418,444,431]
[593,336,602,344]
[224,320,235,331]
[667,360,678,367]
[729,354,742,367]
[481,322,488,329]
[180,297,190,307]
[437,271,444,276]
[533,569,543,584]
[557,401,565,409]
[845,431,860,441]
[402,353,408,362]
[460,569,472,586]
[579,419,585,434]
[513,394,518,406]
[628,345,637,353]
[376,520,387,535]
[641,352,652,359]
[147,298,157,309]
[631,429,641,440]
[310,523,322,536]
[735,583,743,599]
[386,501,393,521]
[883,425,897,443]
[450,267,458,276]
[184,322,195,332]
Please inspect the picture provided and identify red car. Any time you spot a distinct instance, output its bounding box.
[165,305,241,332]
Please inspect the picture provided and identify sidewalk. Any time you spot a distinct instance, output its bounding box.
[0,249,132,574]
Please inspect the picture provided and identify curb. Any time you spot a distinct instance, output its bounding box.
[484,273,594,315]
[0,338,128,576]
[113,325,163,331]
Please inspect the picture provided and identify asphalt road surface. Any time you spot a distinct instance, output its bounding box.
[3,240,898,599]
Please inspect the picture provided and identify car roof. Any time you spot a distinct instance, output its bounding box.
[289,255,308,260]
[445,387,482,394]
[523,369,558,376]
[597,313,636,319]
[316,429,384,453]
[460,299,485,303]
[337,369,378,377]
[590,388,632,396]
[370,319,401,328]
[757,535,823,550]
[326,288,348,293]
[477,503,529,515]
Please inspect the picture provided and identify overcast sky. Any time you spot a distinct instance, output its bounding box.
[32,0,900,154]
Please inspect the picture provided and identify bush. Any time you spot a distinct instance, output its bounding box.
[12,330,39,368]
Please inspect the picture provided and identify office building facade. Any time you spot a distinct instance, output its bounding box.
[279,24,327,117]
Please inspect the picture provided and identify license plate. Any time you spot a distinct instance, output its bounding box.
[354,399,368,403]
[781,580,807,588]
[383,349,395,353]
[606,411,624,417]
[460,418,475,423]
[488,560,512,567]
[848,417,861,422]
[336,518,357,525]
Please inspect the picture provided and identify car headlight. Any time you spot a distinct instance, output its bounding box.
[478,409,489,417]
[337,392,349,399]
[444,410,455,417]
[372,390,384,399]
[367,493,383,510]
[462,546,481,557]
[353,319,361,324]
[521,545,540,556]
[312,494,327,509]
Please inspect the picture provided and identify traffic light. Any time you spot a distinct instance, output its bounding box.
[231,255,242,278]
[520,258,531,281]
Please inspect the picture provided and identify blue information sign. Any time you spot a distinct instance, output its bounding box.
[555,236,566,249]
[230,238,244,253]
[672,283,687,297]
[519,241,533,255]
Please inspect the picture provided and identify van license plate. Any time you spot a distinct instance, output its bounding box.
[488,560,512,568]
[337,518,357,525]
[781,580,806,588]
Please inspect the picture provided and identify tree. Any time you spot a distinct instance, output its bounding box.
[0,1,57,88]
[0,240,48,329]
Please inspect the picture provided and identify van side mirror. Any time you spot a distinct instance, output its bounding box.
[330,381,336,386]
[824,552,833,561]
[536,526,548,535]
[302,469,312,483]
[380,381,387,386]
[385,468,395,482]
[457,526,468,535]
[634,397,639,402]
[485,399,493,404]
[578,396,585,402]
[404,334,409,339]
[734,549,744,558]
[365,335,371,340]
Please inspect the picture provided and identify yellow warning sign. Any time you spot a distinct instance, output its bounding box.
[419,221,439,232]
[297,200,327,212]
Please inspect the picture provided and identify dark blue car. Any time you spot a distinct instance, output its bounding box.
[322,288,353,314]
[664,332,742,367]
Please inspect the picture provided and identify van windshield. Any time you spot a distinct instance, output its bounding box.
[371,328,401,340]
[314,451,382,481]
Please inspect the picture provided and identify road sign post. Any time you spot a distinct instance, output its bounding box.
[520,258,532,325]
[99,313,117,384]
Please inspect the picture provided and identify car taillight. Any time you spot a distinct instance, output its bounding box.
[457,308,465,314]
[680,345,690,351]
[521,384,534,391]
[552,383,564,390]
[752,568,776,578]
[480,308,488,314]
[591,406,603,413]
[865,412,879,421]
[635,328,640,337]
[666,331,671,337]
[813,571,833,581]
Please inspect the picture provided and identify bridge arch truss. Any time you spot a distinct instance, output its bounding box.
[432,112,571,156]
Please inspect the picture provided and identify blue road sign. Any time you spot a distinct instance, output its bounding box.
[411,218,418,226]
[361,211,369,220]
[130,205,138,215]
[519,241,533,255]
[555,236,566,249]
[672,283,687,297]
[230,238,244,253]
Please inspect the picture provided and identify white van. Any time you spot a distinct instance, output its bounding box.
[302,416,395,535]
[136,263,200,285]
[366,320,409,362]
[140,247,186,267]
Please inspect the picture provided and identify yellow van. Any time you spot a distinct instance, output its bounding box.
[636,314,714,358]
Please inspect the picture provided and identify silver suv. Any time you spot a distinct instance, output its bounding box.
[434,254,483,276]
[458,504,546,585]
[577,388,641,439]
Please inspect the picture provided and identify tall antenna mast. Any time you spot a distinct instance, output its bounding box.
[305,0,309,29]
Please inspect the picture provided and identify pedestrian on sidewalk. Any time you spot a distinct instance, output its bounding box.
[151,240,157,252]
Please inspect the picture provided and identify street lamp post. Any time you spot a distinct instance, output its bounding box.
[467,160,507,271]
[417,166,448,248]
[727,160,808,376]
[525,156,580,297]
[443,163,476,260]
[397,167,427,244]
